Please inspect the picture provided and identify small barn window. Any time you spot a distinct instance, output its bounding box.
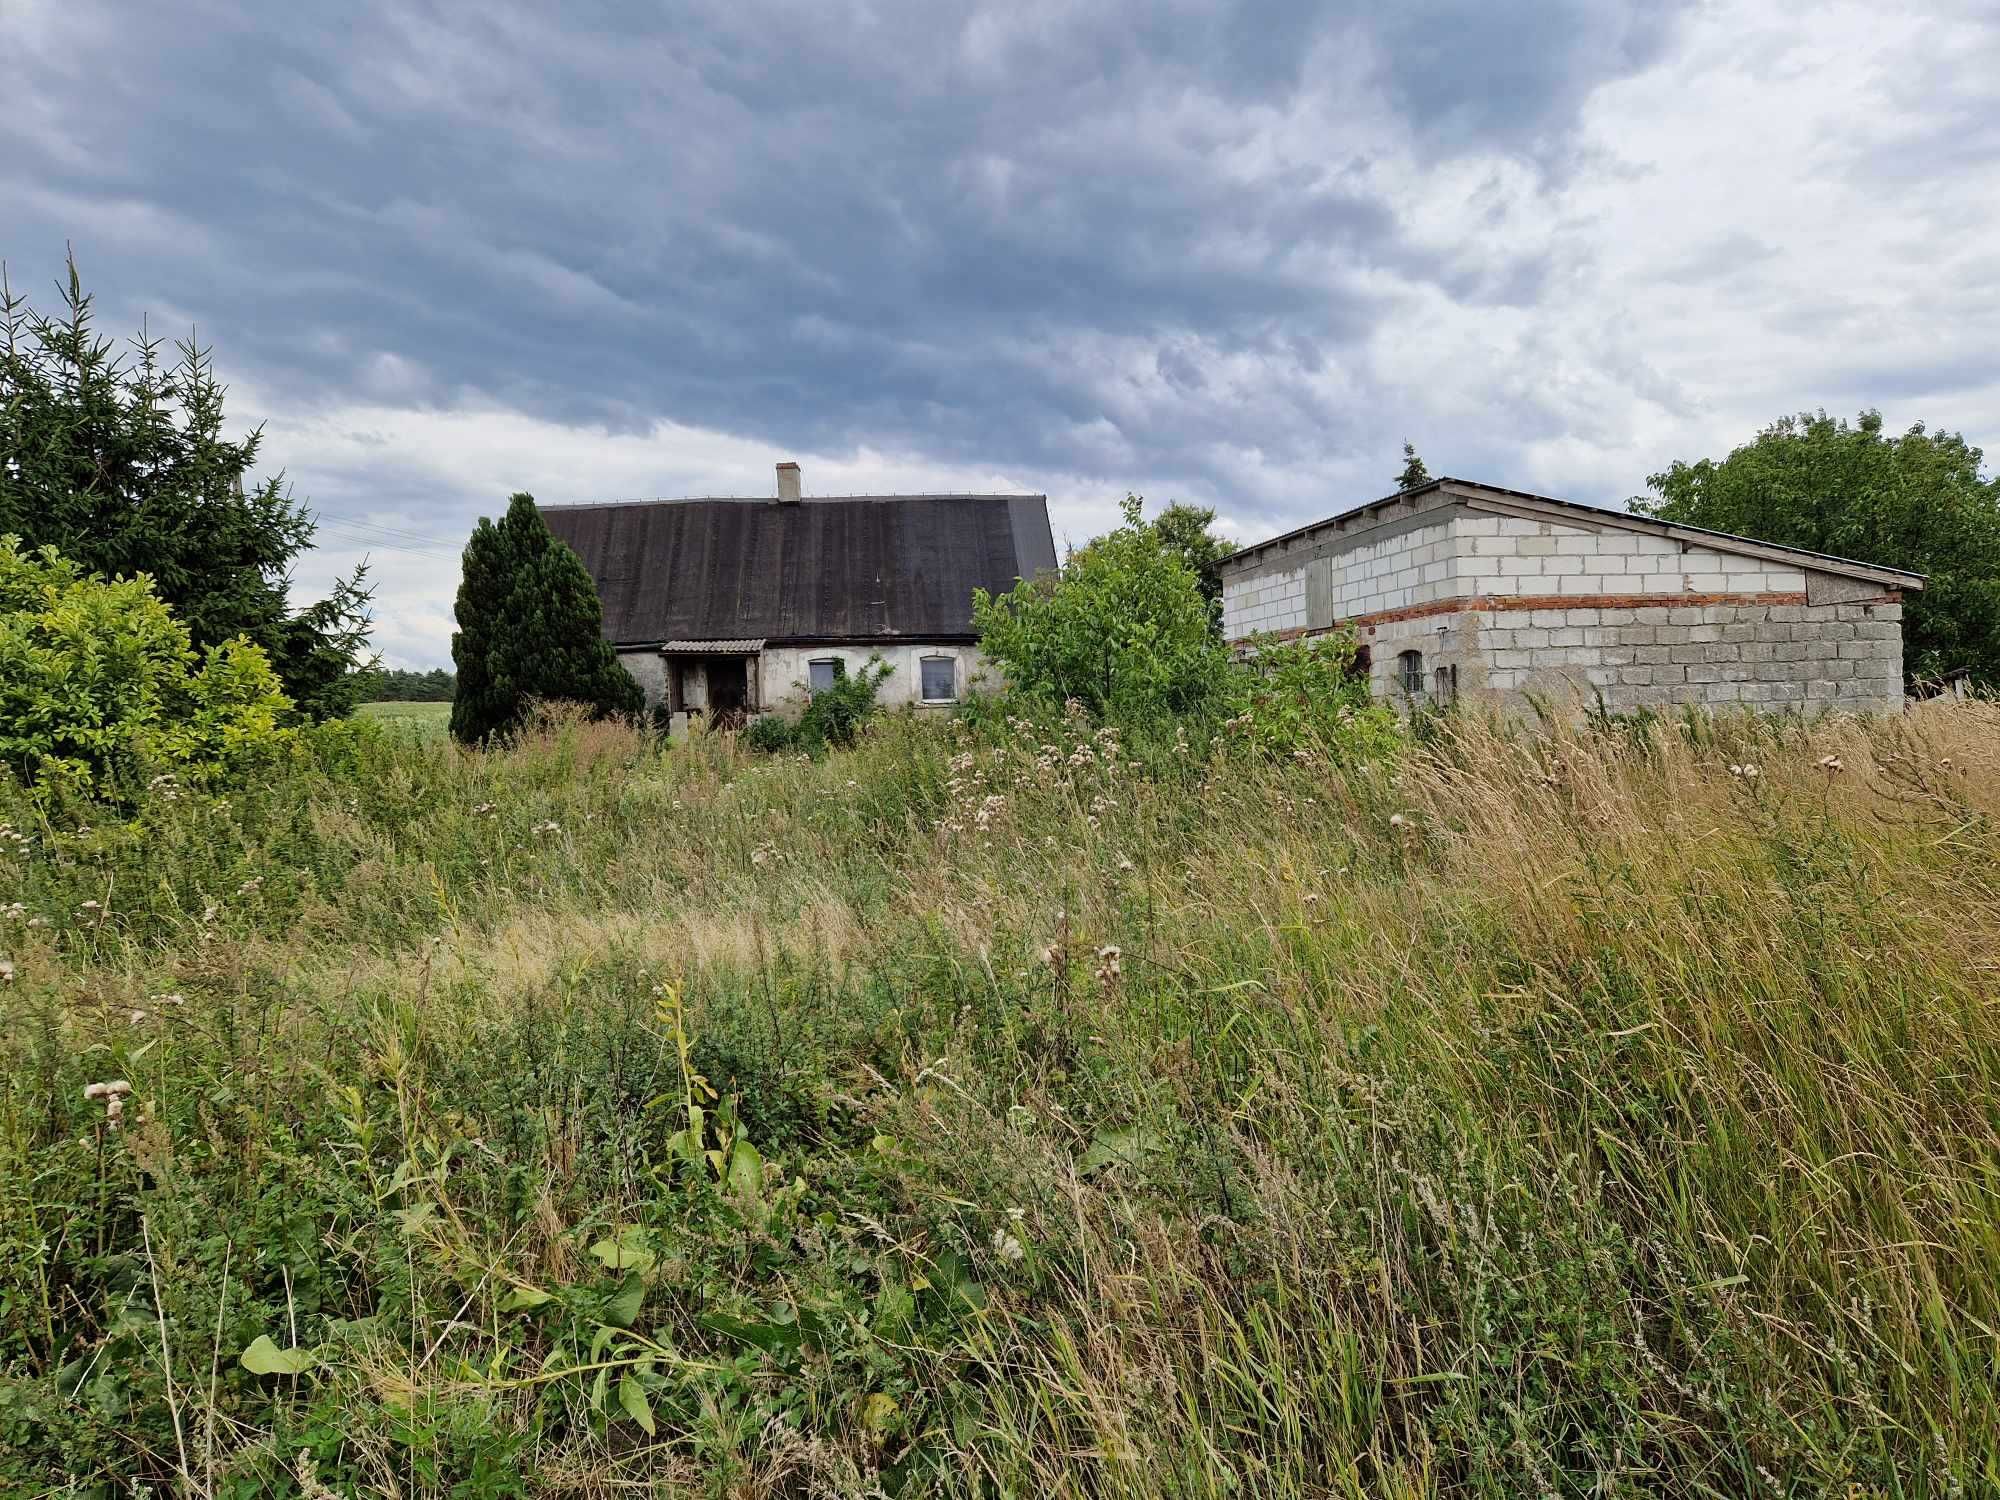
[920,655,958,702]
[808,658,845,693]
[1397,649,1425,695]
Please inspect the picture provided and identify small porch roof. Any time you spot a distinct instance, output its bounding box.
[658,638,766,655]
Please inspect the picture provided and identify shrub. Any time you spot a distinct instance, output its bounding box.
[795,656,892,752]
[1227,629,1403,762]
[0,536,294,796]
[973,495,1229,722]
[742,712,795,754]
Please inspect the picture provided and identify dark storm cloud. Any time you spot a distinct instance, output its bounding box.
[6,0,1690,518]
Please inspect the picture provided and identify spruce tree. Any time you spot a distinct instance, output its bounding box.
[0,252,373,718]
[1394,441,1432,491]
[450,493,644,743]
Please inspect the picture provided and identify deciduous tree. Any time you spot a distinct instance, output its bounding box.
[973,495,1228,719]
[1147,500,1238,633]
[1636,410,2000,684]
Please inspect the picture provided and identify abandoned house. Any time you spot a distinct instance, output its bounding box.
[1220,478,1924,715]
[541,463,1057,723]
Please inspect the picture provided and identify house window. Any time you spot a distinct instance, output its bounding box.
[1397,649,1425,695]
[920,655,958,702]
[808,658,845,693]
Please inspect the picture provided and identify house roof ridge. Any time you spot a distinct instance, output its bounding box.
[540,492,1046,510]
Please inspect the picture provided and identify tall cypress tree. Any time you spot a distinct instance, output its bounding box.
[450,493,643,743]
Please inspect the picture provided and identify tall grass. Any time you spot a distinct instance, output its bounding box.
[0,701,1995,1497]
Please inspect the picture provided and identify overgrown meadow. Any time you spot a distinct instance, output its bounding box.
[1,700,1996,1497]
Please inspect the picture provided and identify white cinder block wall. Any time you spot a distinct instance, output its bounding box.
[1222,486,1911,716]
[1456,515,1808,598]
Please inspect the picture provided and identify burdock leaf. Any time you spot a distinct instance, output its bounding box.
[589,1225,657,1275]
[240,1335,316,1376]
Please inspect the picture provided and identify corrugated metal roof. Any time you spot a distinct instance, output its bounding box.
[542,494,1058,647]
[660,638,764,654]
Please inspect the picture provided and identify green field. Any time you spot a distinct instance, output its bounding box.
[357,698,452,735]
[2,702,1997,1495]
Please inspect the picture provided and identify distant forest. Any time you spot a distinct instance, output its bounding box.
[354,667,456,701]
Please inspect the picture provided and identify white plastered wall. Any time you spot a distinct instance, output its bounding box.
[757,643,994,714]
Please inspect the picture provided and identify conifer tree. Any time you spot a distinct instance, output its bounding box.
[450,493,643,743]
[1394,441,1432,491]
[0,252,373,719]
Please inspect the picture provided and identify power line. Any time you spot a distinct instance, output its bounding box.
[312,515,466,549]
[312,524,462,558]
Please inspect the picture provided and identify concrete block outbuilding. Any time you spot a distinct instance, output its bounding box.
[1220,479,1924,715]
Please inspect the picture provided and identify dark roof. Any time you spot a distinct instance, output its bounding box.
[1221,477,1925,589]
[541,494,1057,647]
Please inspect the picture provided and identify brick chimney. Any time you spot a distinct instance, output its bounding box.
[776,461,802,503]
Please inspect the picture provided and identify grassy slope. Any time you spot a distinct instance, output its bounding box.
[1,703,1996,1496]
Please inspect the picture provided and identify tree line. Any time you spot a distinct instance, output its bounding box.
[351,667,457,701]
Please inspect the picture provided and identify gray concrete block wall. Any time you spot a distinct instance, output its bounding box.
[1455,514,1810,598]
[1221,561,1309,637]
[1323,521,1456,619]
[1464,600,1904,714]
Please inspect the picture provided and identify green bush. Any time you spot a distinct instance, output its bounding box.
[0,536,294,797]
[742,712,796,754]
[795,656,892,752]
[973,495,1228,722]
[1226,629,1403,762]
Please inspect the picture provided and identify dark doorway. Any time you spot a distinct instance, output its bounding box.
[707,658,750,725]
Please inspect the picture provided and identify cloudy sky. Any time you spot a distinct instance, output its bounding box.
[10,0,1997,666]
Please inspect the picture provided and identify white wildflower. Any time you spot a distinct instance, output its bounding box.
[84,1079,133,1130]
[1094,945,1122,986]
